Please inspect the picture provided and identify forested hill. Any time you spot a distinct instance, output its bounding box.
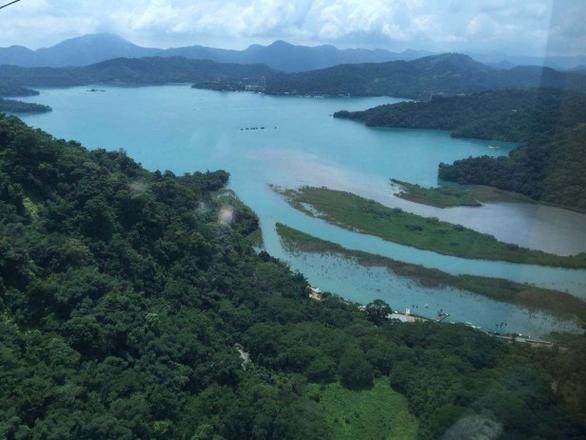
[334,89,586,143]
[0,56,275,88]
[2,53,586,99]
[0,84,40,98]
[0,84,51,114]
[334,88,586,212]
[1,115,585,439]
[0,99,51,114]
[264,54,586,99]
[440,124,586,211]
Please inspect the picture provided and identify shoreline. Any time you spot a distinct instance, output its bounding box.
[273,185,586,269]
[276,223,586,324]
[390,178,586,216]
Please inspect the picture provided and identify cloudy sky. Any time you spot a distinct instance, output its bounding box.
[0,0,584,56]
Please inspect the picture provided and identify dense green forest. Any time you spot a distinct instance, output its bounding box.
[439,124,586,211]
[0,114,585,439]
[335,89,586,143]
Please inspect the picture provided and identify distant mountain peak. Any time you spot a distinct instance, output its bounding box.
[413,53,492,72]
[268,40,295,48]
[52,33,131,46]
[71,32,126,40]
[51,33,141,50]
[426,53,477,63]
[0,33,432,72]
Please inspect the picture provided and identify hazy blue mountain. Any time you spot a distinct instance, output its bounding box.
[192,40,433,72]
[4,33,586,74]
[0,33,432,72]
[263,53,586,99]
[485,60,515,70]
[471,52,586,71]
[0,56,276,88]
[0,84,39,97]
[0,34,156,67]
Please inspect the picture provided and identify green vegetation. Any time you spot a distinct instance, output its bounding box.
[0,98,51,113]
[334,89,586,211]
[244,227,264,248]
[276,223,586,323]
[0,57,275,88]
[0,84,39,97]
[0,84,48,114]
[275,186,586,268]
[391,179,533,208]
[2,54,586,99]
[334,88,586,212]
[440,124,586,212]
[334,89,586,143]
[0,114,585,439]
[306,380,418,440]
[265,55,586,98]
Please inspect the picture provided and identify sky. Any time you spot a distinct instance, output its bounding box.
[0,0,584,56]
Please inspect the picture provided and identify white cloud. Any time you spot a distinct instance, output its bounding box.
[0,0,583,56]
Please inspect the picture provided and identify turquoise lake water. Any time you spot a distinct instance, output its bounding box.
[19,85,586,336]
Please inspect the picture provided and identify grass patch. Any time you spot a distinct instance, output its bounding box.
[390,179,533,208]
[307,380,418,440]
[274,186,586,269]
[276,223,586,323]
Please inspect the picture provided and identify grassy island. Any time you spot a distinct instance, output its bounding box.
[390,179,534,208]
[276,223,586,323]
[274,186,586,269]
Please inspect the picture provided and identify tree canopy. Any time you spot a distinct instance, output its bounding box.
[440,123,586,211]
[335,88,586,212]
[0,114,584,439]
[334,89,586,143]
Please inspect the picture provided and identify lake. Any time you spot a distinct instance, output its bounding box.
[19,85,586,336]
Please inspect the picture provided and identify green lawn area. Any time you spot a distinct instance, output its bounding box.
[275,186,586,269]
[390,179,533,208]
[276,223,586,323]
[307,380,418,440]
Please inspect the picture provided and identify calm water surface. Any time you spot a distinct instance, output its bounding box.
[20,85,586,336]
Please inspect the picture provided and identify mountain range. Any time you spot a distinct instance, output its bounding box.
[0,54,586,100]
[0,33,432,73]
[2,53,585,101]
[262,54,586,99]
[0,57,274,88]
[471,53,586,71]
[2,33,586,73]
